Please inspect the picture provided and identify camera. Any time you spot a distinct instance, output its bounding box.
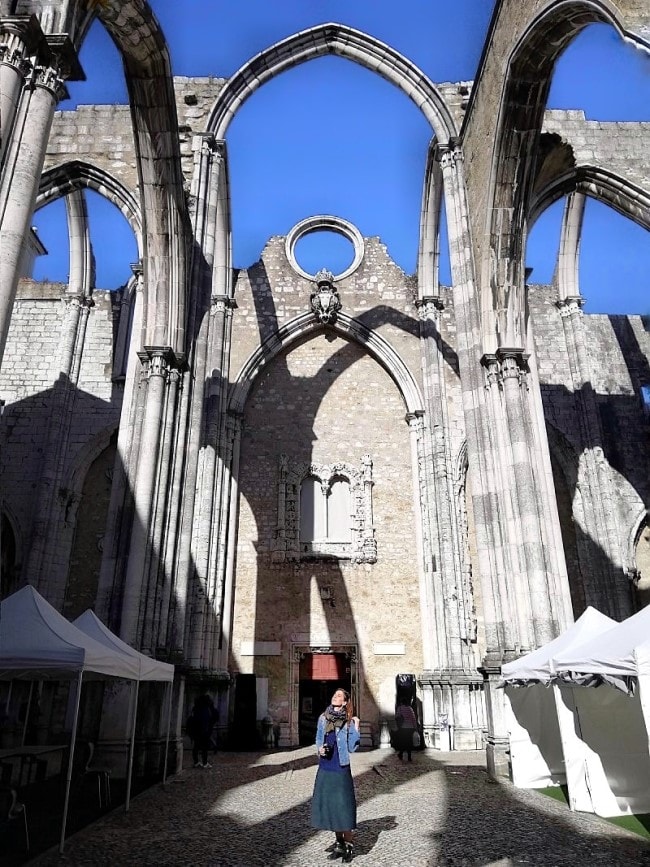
[322,743,334,759]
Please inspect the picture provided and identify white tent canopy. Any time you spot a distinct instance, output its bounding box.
[73,610,173,682]
[551,604,650,817]
[0,586,175,851]
[73,608,175,813]
[501,606,616,684]
[553,602,650,681]
[0,585,139,681]
[501,607,616,790]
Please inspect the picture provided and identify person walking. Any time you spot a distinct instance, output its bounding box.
[394,697,418,761]
[187,694,217,769]
[311,687,360,863]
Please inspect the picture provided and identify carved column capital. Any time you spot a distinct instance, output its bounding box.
[433,138,463,170]
[137,346,176,381]
[555,295,585,318]
[406,410,425,433]
[32,62,67,100]
[210,294,237,315]
[0,15,42,68]
[194,132,226,162]
[416,296,444,320]
[481,353,501,390]
[497,348,529,389]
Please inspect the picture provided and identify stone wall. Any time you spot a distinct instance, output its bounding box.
[0,280,124,599]
[231,235,428,736]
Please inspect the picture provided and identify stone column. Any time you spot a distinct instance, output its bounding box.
[216,413,242,672]
[169,134,224,657]
[141,366,182,654]
[120,347,174,645]
[96,266,145,622]
[0,34,81,363]
[436,142,528,774]
[407,410,436,671]
[415,294,484,749]
[0,16,40,165]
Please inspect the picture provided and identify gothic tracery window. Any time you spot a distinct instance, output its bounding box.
[275,456,376,563]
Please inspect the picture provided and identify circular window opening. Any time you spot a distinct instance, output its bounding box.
[294,230,356,278]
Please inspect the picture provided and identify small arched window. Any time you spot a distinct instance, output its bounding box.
[300,474,351,544]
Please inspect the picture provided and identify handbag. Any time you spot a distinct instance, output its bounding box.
[412,729,421,748]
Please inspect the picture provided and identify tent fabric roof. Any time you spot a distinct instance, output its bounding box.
[0,585,140,680]
[501,607,617,684]
[73,610,174,682]
[553,602,650,678]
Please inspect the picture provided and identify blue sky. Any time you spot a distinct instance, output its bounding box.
[32,1,650,314]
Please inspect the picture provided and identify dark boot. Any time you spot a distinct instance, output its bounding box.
[342,842,354,863]
[328,837,345,859]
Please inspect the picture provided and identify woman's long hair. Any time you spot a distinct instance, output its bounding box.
[327,688,353,722]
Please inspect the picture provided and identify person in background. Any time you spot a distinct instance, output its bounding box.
[187,694,217,769]
[311,688,360,863]
[394,697,417,761]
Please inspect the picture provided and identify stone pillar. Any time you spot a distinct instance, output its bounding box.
[120,347,174,645]
[407,410,436,671]
[435,140,572,772]
[141,366,182,654]
[0,16,40,164]
[96,266,145,622]
[0,33,81,363]
[436,142,508,660]
[168,135,224,657]
[216,413,242,672]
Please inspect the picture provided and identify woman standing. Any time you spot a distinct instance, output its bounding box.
[311,688,360,863]
[394,698,418,761]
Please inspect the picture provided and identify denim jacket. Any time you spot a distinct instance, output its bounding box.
[315,714,360,766]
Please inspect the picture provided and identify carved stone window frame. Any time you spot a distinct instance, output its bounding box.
[273,454,376,564]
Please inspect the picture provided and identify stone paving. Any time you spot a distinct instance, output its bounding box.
[29,748,650,867]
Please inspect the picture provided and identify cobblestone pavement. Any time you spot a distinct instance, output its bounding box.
[29,748,650,867]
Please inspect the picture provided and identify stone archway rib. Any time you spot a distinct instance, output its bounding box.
[82,1,190,355]
[37,160,143,252]
[208,22,458,142]
[229,312,425,418]
[529,165,650,231]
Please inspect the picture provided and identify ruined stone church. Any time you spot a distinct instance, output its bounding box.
[1,0,649,778]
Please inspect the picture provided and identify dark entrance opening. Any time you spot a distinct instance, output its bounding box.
[298,652,351,745]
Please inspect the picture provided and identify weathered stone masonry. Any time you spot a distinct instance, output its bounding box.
[1,1,649,777]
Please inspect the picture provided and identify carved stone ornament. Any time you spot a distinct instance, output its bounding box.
[273,455,376,564]
[310,270,342,324]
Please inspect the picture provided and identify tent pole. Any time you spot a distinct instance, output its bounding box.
[5,680,12,714]
[162,680,173,786]
[125,679,139,812]
[60,671,83,854]
[21,681,34,746]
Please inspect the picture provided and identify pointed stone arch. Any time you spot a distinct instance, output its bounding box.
[37,160,143,253]
[229,312,424,418]
[207,22,458,142]
[481,0,650,352]
[74,1,191,354]
[530,165,650,231]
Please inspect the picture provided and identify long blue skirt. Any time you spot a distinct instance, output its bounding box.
[311,767,357,831]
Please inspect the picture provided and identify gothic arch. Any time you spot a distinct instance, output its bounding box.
[481,0,649,351]
[72,0,190,355]
[66,424,119,504]
[207,22,458,142]
[229,312,425,417]
[37,160,143,253]
[529,165,650,231]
